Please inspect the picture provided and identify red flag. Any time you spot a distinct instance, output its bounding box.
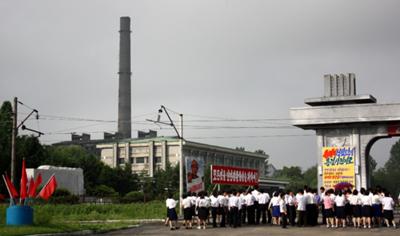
[38,175,57,200]
[28,173,42,198]
[3,173,19,198]
[20,159,28,199]
[27,177,35,198]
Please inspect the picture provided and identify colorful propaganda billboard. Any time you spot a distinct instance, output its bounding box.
[185,156,205,193]
[322,146,356,189]
[211,165,259,186]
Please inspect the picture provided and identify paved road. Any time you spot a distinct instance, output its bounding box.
[98,223,399,236]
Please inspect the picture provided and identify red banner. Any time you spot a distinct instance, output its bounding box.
[211,165,259,186]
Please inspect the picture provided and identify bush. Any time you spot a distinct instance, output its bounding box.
[90,185,118,198]
[53,188,72,197]
[120,191,144,203]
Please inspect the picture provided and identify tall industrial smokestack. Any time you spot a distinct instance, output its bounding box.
[118,16,132,139]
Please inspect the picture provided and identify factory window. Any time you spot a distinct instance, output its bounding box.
[136,157,146,164]
[118,158,125,164]
[155,156,161,163]
[129,157,134,164]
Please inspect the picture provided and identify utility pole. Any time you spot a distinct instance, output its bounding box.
[10,97,43,184]
[11,97,17,185]
[178,113,183,216]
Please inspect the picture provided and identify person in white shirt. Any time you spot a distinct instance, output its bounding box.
[361,188,372,228]
[239,190,247,225]
[258,189,269,224]
[228,191,240,228]
[371,190,382,227]
[252,186,261,224]
[349,189,362,228]
[196,191,210,229]
[279,192,288,228]
[381,191,396,228]
[320,187,326,225]
[245,191,256,224]
[268,192,280,225]
[334,190,346,228]
[217,191,228,227]
[295,190,307,227]
[182,193,193,229]
[286,191,296,226]
[210,191,219,228]
[166,193,179,230]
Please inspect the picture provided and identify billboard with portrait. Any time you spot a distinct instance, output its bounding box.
[185,156,205,193]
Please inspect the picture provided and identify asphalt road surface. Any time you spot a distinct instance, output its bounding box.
[97,223,399,236]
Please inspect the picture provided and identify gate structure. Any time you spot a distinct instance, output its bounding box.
[290,74,400,190]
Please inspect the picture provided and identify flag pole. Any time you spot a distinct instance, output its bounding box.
[36,174,55,198]
[2,175,14,206]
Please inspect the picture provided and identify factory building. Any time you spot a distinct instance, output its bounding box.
[96,136,268,177]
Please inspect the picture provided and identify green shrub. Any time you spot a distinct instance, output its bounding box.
[120,191,144,203]
[90,185,118,198]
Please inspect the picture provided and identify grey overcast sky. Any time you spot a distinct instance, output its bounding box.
[1,0,399,170]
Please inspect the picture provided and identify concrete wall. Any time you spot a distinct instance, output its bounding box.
[27,166,84,195]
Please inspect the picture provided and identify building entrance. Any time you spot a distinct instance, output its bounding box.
[290,74,400,190]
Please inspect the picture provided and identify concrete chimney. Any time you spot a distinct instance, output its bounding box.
[118,17,132,139]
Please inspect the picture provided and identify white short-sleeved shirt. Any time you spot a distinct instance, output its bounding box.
[296,194,307,211]
[270,196,280,206]
[334,195,346,207]
[210,195,219,208]
[349,194,361,205]
[381,197,394,211]
[166,198,177,209]
[245,193,255,206]
[279,198,286,213]
[229,195,239,208]
[371,194,381,205]
[182,197,191,209]
[361,195,372,206]
[258,193,269,204]
[197,198,209,208]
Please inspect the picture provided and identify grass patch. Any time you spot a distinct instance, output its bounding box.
[0,222,136,236]
[0,201,164,235]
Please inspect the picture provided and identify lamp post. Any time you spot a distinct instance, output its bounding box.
[146,105,184,216]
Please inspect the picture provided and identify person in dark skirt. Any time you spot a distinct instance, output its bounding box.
[197,191,210,229]
[323,189,335,228]
[349,189,362,228]
[182,193,193,229]
[166,193,179,230]
[344,190,352,226]
[334,190,346,227]
[371,189,382,227]
[361,189,372,228]
[381,191,396,228]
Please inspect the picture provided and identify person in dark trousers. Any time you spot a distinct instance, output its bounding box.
[286,191,296,226]
[210,191,219,227]
[240,190,247,224]
[320,187,326,225]
[245,191,256,224]
[252,186,261,225]
[279,192,288,228]
[296,189,307,227]
[258,189,268,224]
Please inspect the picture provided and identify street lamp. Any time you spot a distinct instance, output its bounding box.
[146,105,184,216]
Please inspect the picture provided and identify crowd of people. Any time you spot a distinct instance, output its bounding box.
[165,185,399,230]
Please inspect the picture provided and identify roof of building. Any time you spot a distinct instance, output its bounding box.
[96,136,268,159]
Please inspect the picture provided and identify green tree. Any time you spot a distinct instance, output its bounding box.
[0,101,12,193]
[45,145,107,191]
[371,139,400,195]
[303,165,317,189]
